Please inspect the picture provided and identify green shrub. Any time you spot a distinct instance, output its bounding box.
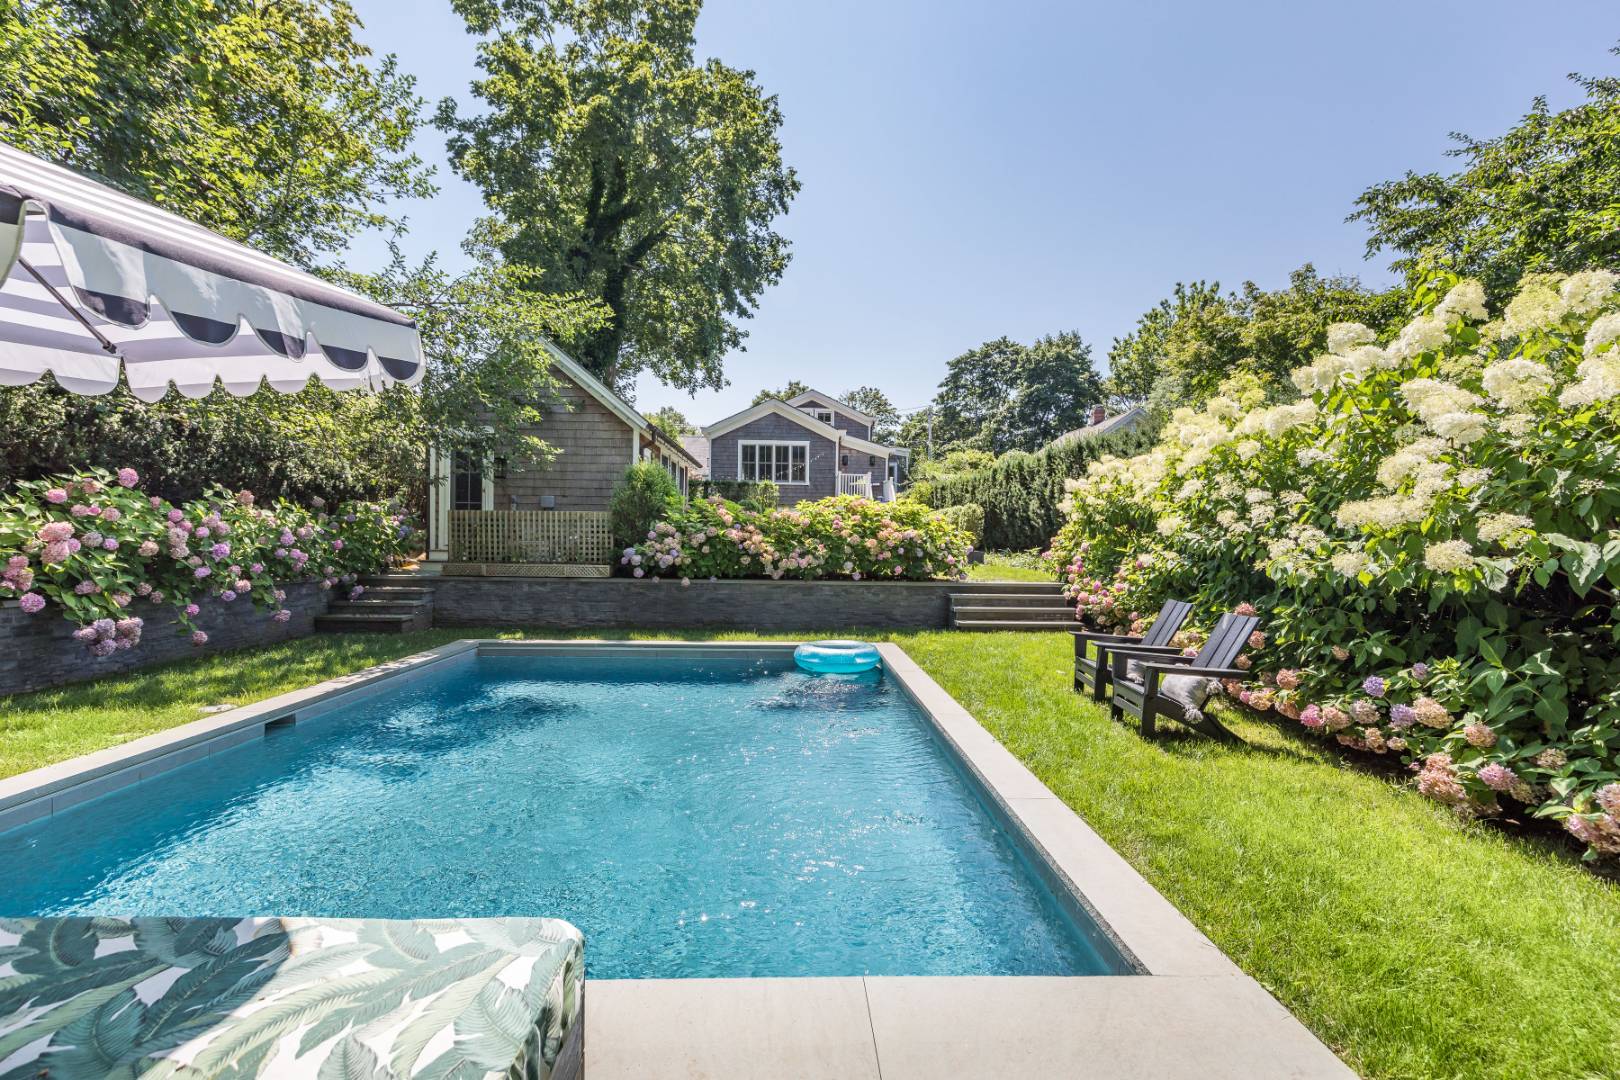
[1050,269,1620,859]
[919,423,1159,550]
[609,461,681,551]
[691,478,778,509]
[740,479,780,513]
[933,503,985,546]
[623,495,972,580]
[0,467,415,651]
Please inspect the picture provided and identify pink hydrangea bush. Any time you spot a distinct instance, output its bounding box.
[1,468,416,654]
[1046,268,1620,859]
[622,494,971,582]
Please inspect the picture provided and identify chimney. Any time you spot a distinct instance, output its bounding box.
[1090,404,1107,426]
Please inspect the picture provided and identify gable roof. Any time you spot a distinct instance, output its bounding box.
[539,339,700,468]
[703,398,903,456]
[703,397,846,441]
[1053,406,1150,445]
[786,389,875,426]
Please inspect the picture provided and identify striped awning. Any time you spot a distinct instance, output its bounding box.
[0,141,423,401]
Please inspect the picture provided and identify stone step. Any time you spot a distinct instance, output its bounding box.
[949,593,1073,608]
[352,586,432,600]
[951,619,1075,632]
[951,606,1075,622]
[313,611,430,634]
[947,580,1063,594]
[326,600,424,616]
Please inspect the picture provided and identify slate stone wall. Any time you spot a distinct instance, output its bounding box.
[428,577,956,630]
[0,583,331,697]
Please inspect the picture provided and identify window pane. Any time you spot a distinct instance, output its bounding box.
[791,445,807,482]
[774,445,790,482]
[741,444,756,480]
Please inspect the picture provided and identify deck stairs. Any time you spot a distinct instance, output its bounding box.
[948,581,1074,631]
[314,574,434,634]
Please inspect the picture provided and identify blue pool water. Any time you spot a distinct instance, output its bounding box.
[0,650,1127,978]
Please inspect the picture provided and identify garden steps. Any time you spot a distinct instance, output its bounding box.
[948,583,1074,631]
[314,585,433,635]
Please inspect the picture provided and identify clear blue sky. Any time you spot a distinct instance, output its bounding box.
[349,0,1618,423]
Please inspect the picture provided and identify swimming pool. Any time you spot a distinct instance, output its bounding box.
[0,646,1133,979]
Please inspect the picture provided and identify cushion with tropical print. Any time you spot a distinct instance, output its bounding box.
[0,915,583,1078]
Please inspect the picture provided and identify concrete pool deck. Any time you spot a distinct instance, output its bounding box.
[0,639,1352,1078]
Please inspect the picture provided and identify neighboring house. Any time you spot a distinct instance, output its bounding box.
[1051,404,1150,446]
[424,341,701,566]
[683,389,909,505]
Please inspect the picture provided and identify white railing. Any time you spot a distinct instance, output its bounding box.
[837,473,872,497]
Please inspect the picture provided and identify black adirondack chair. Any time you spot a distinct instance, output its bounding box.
[1071,598,1194,701]
[1107,612,1259,739]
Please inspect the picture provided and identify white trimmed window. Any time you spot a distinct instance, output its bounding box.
[738,440,808,484]
[800,406,834,424]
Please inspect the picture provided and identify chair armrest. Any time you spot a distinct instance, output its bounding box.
[1070,631,1141,644]
[1110,647,1193,680]
[1192,667,1253,681]
[1135,662,1253,682]
[1109,647,1193,663]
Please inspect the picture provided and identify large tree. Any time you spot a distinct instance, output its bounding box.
[439,0,799,394]
[1351,48,1620,298]
[0,0,433,265]
[839,386,901,443]
[1105,267,1403,408]
[931,333,1103,455]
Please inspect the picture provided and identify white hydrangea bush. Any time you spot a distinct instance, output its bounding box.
[1051,270,1620,858]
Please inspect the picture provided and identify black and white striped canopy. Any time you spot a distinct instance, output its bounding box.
[0,141,423,401]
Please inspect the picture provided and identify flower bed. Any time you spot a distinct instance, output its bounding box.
[621,494,973,582]
[1050,270,1620,858]
[0,468,415,655]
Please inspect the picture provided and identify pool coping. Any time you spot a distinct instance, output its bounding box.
[0,638,1352,1077]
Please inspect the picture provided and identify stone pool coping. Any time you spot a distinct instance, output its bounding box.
[0,638,1352,1077]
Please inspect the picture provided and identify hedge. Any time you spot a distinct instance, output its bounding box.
[917,422,1159,550]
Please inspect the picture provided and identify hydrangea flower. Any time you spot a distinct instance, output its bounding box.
[116,468,139,487]
[18,592,45,613]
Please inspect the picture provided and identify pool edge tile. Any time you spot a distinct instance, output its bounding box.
[584,977,881,1080]
[861,975,1355,1079]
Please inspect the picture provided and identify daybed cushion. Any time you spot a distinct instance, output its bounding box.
[0,915,583,1079]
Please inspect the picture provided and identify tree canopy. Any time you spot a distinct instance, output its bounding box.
[929,332,1103,455]
[0,0,433,266]
[439,0,799,394]
[0,0,604,502]
[751,380,811,406]
[1105,266,1404,409]
[1351,47,1620,299]
[839,386,901,443]
[646,405,698,436]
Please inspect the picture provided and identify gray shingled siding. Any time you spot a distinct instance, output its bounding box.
[795,396,871,440]
[492,366,635,512]
[709,415,838,504]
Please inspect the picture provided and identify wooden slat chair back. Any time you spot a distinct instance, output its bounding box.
[1071,598,1193,700]
[1105,612,1259,739]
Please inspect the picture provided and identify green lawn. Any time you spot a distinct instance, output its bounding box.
[3,629,1617,1079]
[964,551,1055,582]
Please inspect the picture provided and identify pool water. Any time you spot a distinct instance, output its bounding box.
[0,651,1127,978]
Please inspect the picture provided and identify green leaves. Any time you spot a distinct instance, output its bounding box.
[439,0,798,392]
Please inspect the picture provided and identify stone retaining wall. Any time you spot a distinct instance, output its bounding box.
[428,577,957,630]
[0,582,332,697]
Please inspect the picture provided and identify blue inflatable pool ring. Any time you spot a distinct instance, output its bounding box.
[795,640,881,674]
